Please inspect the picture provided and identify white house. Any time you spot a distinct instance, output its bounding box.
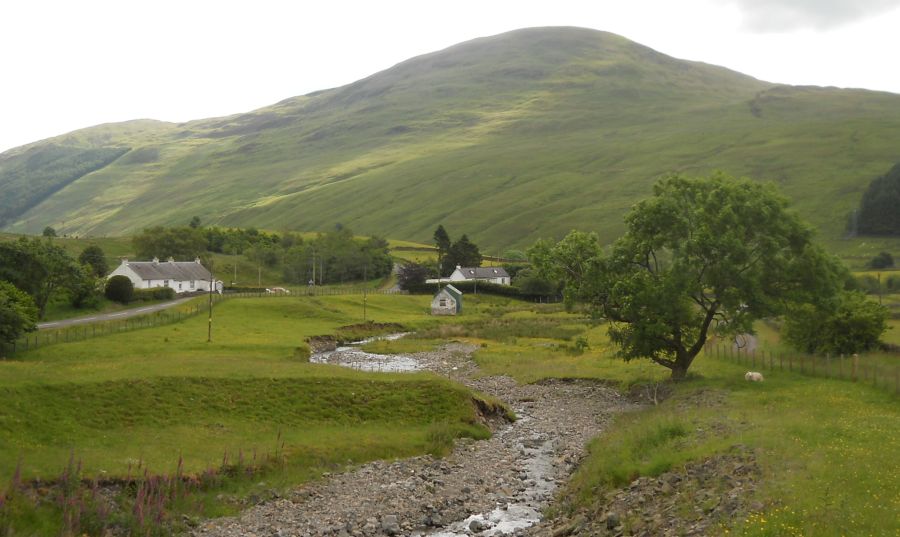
[426,265,511,286]
[108,257,223,294]
[431,285,462,315]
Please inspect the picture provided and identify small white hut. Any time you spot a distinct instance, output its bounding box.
[431,285,462,316]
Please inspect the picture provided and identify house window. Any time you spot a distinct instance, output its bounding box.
[178,282,183,290]
[190,280,195,288]
[164,280,169,287]
[439,298,447,307]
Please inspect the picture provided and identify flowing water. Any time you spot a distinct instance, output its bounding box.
[311,335,559,536]
[422,414,556,536]
[309,333,421,372]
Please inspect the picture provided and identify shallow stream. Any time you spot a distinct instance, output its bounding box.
[311,335,560,536]
[309,333,420,372]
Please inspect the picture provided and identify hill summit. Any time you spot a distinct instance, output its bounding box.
[2,26,900,249]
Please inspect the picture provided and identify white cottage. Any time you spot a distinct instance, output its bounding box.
[427,265,511,286]
[108,257,223,294]
[431,285,462,316]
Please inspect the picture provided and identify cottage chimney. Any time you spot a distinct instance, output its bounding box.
[195,257,201,264]
[122,258,129,265]
[456,265,462,270]
[167,257,175,263]
[152,257,159,264]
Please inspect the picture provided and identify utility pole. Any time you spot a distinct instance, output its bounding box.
[878,272,882,305]
[363,262,368,321]
[257,253,261,287]
[207,269,214,343]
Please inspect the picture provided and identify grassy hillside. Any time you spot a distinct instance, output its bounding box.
[2,27,900,254]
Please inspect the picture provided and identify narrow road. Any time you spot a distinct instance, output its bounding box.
[37,297,195,330]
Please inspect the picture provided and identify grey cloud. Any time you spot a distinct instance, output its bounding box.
[728,0,900,31]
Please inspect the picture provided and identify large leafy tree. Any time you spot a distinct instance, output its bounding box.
[0,238,92,318]
[433,225,452,273]
[132,226,206,260]
[532,173,846,379]
[858,163,900,236]
[444,235,482,274]
[0,281,38,347]
[281,228,392,285]
[78,245,109,277]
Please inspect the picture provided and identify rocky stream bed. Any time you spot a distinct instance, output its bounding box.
[194,339,760,537]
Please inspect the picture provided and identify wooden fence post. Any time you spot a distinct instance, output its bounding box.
[852,354,859,382]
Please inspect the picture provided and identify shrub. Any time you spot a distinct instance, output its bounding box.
[852,275,883,295]
[886,275,900,292]
[131,287,176,302]
[223,286,269,294]
[104,275,134,304]
[784,291,888,354]
[867,251,895,269]
[0,281,38,345]
[397,262,431,290]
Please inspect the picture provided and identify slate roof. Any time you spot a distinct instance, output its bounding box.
[126,260,212,281]
[456,266,510,279]
[443,284,462,300]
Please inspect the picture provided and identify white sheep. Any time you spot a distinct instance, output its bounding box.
[744,371,764,382]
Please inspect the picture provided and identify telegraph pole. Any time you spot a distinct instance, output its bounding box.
[363,262,368,321]
[207,268,214,343]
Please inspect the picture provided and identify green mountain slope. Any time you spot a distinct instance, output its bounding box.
[2,27,900,251]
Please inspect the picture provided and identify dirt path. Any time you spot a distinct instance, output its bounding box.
[193,343,635,537]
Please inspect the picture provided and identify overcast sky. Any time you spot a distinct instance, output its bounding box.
[2,0,899,153]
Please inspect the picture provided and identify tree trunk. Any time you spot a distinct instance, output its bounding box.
[670,350,697,380]
[670,364,689,380]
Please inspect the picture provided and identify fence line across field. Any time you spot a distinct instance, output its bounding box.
[0,287,408,357]
[705,342,900,395]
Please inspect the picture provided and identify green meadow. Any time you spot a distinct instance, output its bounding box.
[0,295,511,497]
[364,305,899,537]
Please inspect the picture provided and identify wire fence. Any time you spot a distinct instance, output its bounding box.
[0,294,227,357]
[1,287,409,358]
[224,287,408,297]
[704,342,900,395]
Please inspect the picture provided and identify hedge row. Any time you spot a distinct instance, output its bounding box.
[223,286,271,294]
[131,287,176,302]
[404,280,559,301]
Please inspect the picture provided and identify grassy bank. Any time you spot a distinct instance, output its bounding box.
[562,355,899,536]
[0,294,508,534]
[410,307,898,536]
